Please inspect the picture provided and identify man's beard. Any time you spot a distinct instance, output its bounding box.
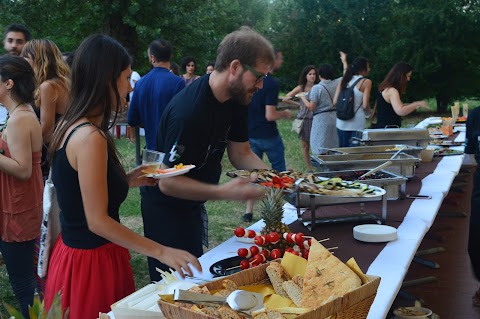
[8,49,20,56]
[228,75,255,105]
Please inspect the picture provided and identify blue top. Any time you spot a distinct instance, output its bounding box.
[248,75,280,139]
[128,67,185,149]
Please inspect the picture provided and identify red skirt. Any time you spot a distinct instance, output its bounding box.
[44,235,135,319]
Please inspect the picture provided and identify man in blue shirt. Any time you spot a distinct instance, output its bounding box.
[127,39,185,150]
[245,49,292,222]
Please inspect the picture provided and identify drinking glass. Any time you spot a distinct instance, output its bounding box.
[142,149,165,169]
[463,103,469,117]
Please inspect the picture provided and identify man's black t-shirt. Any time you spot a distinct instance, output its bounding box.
[154,74,249,204]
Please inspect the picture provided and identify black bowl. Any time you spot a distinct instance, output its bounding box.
[209,256,246,277]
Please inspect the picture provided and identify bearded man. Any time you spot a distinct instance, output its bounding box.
[141,26,274,281]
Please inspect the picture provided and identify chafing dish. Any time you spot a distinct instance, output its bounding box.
[314,169,407,200]
[311,152,420,178]
[317,144,423,158]
[352,128,431,148]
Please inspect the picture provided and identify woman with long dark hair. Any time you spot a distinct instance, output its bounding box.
[0,55,43,318]
[285,65,319,171]
[333,56,373,147]
[44,34,201,319]
[375,62,429,128]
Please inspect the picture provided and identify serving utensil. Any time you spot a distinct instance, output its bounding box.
[390,147,405,160]
[358,161,392,179]
[174,289,264,312]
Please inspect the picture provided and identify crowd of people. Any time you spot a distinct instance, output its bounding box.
[0,21,479,319]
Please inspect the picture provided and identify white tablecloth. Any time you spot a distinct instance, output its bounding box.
[110,118,465,319]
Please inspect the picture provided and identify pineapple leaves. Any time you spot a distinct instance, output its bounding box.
[3,302,25,319]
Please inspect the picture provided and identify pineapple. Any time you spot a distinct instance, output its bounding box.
[3,291,69,319]
[260,188,294,252]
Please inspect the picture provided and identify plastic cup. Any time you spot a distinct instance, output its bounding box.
[142,149,165,169]
[463,103,469,117]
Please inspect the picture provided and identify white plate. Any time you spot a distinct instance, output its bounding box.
[427,118,442,125]
[147,165,195,179]
[353,224,397,242]
[295,92,308,97]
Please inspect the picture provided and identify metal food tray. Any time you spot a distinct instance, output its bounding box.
[314,169,407,200]
[320,144,423,158]
[353,128,431,148]
[311,152,420,178]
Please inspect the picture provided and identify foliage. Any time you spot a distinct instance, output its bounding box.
[1,0,478,109]
[3,291,68,319]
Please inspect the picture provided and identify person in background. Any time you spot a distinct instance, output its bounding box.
[170,62,180,76]
[44,34,201,319]
[21,39,70,145]
[206,61,215,74]
[375,62,429,128]
[62,51,75,68]
[3,24,31,56]
[285,65,319,171]
[333,56,373,147]
[465,106,480,306]
[245,48,292,222]
[181,55,200,86]
[125,69,141,141]
[128,39,185,150]
[1,24,31,131]
[142,26,271,280]
[302,61,343,155]
[0,55,43,318]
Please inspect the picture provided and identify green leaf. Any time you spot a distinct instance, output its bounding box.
[3,302,25,319]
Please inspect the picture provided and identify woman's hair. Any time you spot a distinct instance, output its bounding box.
[378,61,413,95]
[181,56,197,72]
[21,39,70,106]
[341,56,369,89]
[48,34,131,176]
[297,65,319,91]
[0,55,35,104]
[170,62,180,76]
[317,64,335,81]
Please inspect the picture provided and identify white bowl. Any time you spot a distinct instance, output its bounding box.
[353,224,397,243]
[393,306,433,318]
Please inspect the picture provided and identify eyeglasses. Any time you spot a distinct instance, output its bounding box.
[242,64,267,83]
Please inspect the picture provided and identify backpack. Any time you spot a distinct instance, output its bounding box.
[336,77,364,120]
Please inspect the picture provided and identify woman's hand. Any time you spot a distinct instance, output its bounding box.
[127,164,158,187]
[156,246,202,278]
[415,101,429,110]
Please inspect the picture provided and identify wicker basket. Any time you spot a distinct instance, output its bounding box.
[158,261,380,319]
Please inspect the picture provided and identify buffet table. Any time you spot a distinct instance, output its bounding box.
[108,117,472,319]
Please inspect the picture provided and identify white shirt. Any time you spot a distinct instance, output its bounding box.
[0,104,7,125]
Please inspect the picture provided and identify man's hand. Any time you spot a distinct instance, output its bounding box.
[219,175,265,201]
[283,109,293,119]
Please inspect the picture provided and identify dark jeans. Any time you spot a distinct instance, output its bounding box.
[0,239,36,318]
[337,129,356,148]
[469,168,480,281]
[249,135,286,171]
[140,186,204,282]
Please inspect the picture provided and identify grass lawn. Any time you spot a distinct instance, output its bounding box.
[0,99,475,316]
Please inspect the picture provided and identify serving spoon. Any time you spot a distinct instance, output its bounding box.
[174,289,264,312]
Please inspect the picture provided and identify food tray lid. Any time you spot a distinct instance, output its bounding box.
[355,128,430,140]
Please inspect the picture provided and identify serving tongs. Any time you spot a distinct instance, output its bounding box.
[174,289,264,313]
[358,161,393,179]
